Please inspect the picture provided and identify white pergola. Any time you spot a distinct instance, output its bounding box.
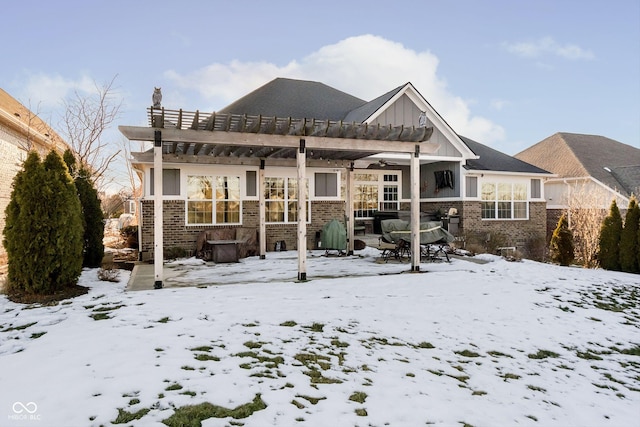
[119,110,439,287]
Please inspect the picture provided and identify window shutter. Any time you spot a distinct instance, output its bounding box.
[465,176,478,198]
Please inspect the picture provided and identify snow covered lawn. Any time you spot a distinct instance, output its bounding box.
[1,248,639,426]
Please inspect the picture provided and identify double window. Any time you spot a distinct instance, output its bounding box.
[265,177,309,223]
[187,175,240,225]
[354,172,400,218]
[481,182,527,219]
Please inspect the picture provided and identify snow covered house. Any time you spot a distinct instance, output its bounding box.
[120,78,550,284]
[0,88,68,265]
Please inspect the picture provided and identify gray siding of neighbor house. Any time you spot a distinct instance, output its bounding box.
[369,94,462,158]
[139,199,346,261]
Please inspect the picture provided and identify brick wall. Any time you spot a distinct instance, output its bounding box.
[0,125,27,262]
[140,199,346,260]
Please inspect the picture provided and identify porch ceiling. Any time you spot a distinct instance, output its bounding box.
[118,108,439,162]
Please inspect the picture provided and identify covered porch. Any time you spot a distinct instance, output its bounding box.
[119,108,439,287]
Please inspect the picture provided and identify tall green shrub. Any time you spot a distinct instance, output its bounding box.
[64,149,105,267]
[598,199,623,271]
[3,150,84,294]
[620,197,640,273]
[550,213,574,266]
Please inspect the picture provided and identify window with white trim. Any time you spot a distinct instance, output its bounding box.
[481,182,528,219]
[354,172,400,218]
[187,175,240,225]
[265,177,309,223]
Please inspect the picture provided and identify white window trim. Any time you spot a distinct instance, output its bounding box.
[353,170,402,219]
[480,181,530,221]
[185,168,243,226]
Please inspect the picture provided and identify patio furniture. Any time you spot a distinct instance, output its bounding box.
[195,228,258,262]
[379,219,454,262]
[320,219,347,256]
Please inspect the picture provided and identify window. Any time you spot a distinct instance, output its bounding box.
[246,170,257,197]
[465,176,478,198]
[531,179,541,199]
[265,177,309,223]
[187,175,240,225]
[150,168,180,195]
[354,172,400,218]
[315,172,338,197]
[481,182,528,219]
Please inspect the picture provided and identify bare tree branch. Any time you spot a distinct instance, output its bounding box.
[61,75,122,190]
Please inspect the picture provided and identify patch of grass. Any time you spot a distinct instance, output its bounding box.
[30,332,46,339]
[297,395,327,405]
[348,392,367,404]
[294,353,332,370]
[455,349,481,358]
[614,345,640,356]
[180,390,197,397]
[235,351,285,368]
[355,408,368,416]
[92,304,125,312]
[415,341,435,349]
[303,368,343,384]
[280,320,297,327]
[487,351,513,358]
[406,372,415,377]
[330,339,349,348]
[242,322,260,327]
[243,341,263,349]
[291,399,305,409]
[2,322,37,332]
[157,317,170,323]
[577,351,603,360]
[501,373,521,381]
[90,312,111,321]
[525,415,538,422]
[527,385,547,393]
[472,390,487,396]
[304,322,325,332]
[129,398,140,405]
[181,366,195,371]
[113,408,150,424]
[190,346,213,352]
[528,349,560,359]
[194,353,220,362]
[162,394,267,426]
[165,383,183,391]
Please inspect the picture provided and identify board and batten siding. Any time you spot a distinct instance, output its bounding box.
[369,94,462,158]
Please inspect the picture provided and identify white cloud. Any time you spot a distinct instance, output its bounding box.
[164,34,505,144]
[22,73,95,110]
[490,98,510,111]
[503,36,595,60]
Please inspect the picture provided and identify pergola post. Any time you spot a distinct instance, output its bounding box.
[153,130,164,288]
[346,162,355,255]
[259,159,266,259]
[410,144,421,272]
[297,139,307,281]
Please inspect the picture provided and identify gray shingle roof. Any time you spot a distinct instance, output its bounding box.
[343,84,404,122]
[515,132,640,196]
[218,78,366,120]
[461,136,550,174]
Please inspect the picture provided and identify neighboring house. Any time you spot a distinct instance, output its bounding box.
[121,78,551,272]
[0,88,68,264]
[515,132,640,236]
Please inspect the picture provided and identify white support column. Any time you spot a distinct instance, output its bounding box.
[346,163,355,255]
[410,145,421,272]
[259,160,266,259]
[153,130,164,288]
[297,139,307,281]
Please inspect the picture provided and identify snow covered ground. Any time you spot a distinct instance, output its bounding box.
[1,248,639,427]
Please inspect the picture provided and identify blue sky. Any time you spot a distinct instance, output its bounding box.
[3,0,639,192]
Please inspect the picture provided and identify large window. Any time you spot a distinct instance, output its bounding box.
[481,182,528,219]
[265,177,309,223]
[187,175,240,225]
[354,172,400,218]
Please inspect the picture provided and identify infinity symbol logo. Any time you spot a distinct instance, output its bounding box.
[12,401,38,414]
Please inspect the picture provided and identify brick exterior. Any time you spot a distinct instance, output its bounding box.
[0,124,27,262]
[140,199,346,260]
